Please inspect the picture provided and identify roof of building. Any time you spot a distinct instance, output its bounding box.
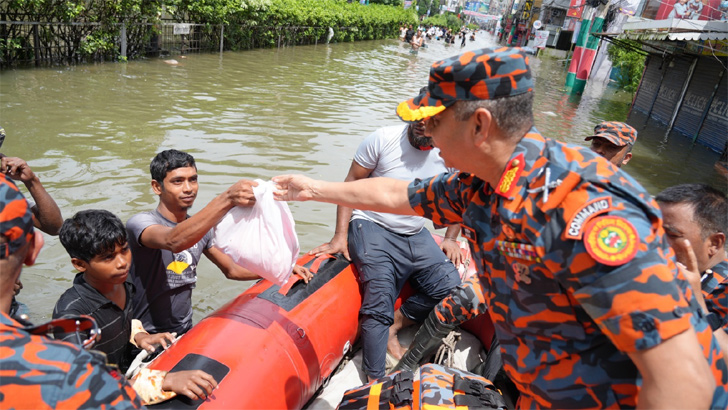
[594,18,728,57]
[619,19,728,41]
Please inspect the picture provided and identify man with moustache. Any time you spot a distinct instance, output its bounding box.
[274,48,728,408]
[308,88,461,381]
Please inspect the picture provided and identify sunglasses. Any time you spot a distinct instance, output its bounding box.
[22,314,101,350]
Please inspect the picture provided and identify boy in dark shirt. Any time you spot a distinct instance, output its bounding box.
[53,209,217,404]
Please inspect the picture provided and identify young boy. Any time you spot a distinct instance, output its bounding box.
[53,209,217,404]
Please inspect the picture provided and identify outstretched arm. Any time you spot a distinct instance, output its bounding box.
[1,155,62,235]
[140,179,257,253]
[308,161,373,261]
[273,174,416,216]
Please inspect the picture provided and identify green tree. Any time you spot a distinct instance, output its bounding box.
[606,40,647,93]
[422,11,462,30]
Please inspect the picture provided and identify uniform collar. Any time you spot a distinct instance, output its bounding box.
[0,310,21,328]
[703,258,728,282]
[72,273,133,311]
[493,129,546,200]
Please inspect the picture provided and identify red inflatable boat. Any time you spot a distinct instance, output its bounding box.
[146,235,492,409]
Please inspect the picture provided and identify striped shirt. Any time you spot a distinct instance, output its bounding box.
[52,273,136,372]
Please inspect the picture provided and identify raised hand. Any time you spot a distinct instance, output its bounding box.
[227,179,258,207]
[0,155,36,183]
[674,238,704,308]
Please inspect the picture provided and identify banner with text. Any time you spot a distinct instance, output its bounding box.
[534,30,549,48]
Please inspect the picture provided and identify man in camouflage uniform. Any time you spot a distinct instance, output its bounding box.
[274,47,728,408]
[0,173,143,409]
[585,121,637,168]
[657,184,728,355]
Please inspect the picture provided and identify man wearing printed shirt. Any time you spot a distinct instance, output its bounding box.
[657,184,728,355]
[274,47,728,409]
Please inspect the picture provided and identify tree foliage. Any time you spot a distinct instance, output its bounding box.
[422,12,463,31]
[1,0,417,63]
[606,40,647,93]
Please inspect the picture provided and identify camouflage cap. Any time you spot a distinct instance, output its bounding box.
[0,173,34,259]
[585,121,637,147]
[396,47,534,122]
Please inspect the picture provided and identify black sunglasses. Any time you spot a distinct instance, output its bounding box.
[22,314,101,350]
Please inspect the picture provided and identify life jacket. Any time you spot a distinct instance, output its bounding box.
[337,364,507,410]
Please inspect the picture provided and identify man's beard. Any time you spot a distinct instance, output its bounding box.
[408,123,433,150]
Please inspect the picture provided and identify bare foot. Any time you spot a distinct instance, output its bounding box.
[387,328,405,360]
[387,309,414,360]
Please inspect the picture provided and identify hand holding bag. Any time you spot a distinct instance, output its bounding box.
[212,179,300,286]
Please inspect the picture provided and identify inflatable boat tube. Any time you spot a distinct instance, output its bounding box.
[147,234,491,409]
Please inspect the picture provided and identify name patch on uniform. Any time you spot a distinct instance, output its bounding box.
[584,216,639,266]
[461,225,477,244]
[565,197,612,240]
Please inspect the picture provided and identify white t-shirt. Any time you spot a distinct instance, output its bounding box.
[351,124,450,235]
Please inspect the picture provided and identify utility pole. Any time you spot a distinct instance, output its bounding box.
[565,3,608,94]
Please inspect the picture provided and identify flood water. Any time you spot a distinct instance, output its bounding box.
[1,33,725,324]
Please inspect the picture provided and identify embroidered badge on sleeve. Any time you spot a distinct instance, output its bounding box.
[583,216,639,266]
[565,197,613,240]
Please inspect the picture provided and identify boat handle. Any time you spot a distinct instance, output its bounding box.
[297,328,305,338]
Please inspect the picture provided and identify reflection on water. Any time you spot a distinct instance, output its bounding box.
[2,34,725,324]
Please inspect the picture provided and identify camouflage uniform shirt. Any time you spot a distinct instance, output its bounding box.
[0,311,144,409]
[408,130,728,409]
[704,258,728,333]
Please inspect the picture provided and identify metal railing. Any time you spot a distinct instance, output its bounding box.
[0,18,354,68]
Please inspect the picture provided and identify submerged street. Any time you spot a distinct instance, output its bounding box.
[1,32,724,323]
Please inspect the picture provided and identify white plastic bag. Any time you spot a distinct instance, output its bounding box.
[212,179,300,286]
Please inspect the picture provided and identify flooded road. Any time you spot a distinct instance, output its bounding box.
[1,33,725,324]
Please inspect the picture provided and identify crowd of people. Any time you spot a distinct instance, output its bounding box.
[2,45,727,409]
[400,24,477,53]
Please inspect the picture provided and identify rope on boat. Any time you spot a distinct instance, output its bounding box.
[434,330,461,368]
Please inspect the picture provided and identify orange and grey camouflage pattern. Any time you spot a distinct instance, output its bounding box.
[704,259,728,331]
[338,368,415,410]
[0,312,143,409]
[419,364,505,409]
[0,173,34,258]
[434,274,488,325]
[396,47,534,123]
[337,364,506,410]
[408,129,728,408]
[585,121,637,147]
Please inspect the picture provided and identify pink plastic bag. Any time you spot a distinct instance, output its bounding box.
[212,179,300,286]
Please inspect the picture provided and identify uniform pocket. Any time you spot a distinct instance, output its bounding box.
[501,254,587,341]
